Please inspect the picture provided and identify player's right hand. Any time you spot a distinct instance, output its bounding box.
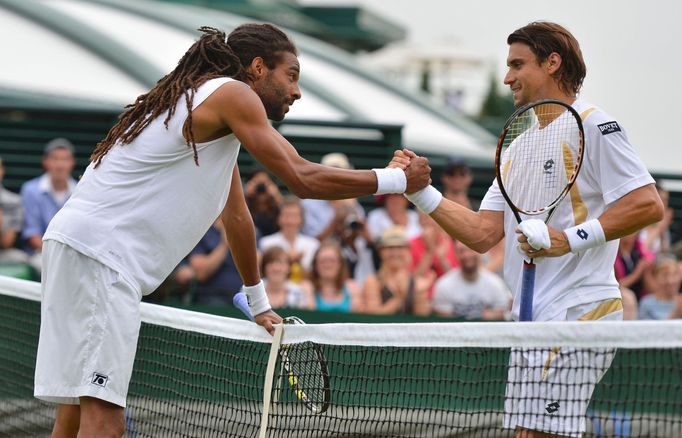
[402,149,431,193]
[254,309,283,335]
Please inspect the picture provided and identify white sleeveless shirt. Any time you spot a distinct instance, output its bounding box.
[45,77,243,295]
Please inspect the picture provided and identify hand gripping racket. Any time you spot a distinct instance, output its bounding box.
[233,292,331,414]
[495,99,585,321]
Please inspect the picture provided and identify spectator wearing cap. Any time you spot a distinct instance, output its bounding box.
[363,226,433,316]
[20,138,77,271]
[0,157,29,264]
[441,158,479,211]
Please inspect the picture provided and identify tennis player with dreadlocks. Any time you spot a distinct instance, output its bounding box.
[34,24,431,437]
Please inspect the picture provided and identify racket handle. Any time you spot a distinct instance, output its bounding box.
[519,261,536,321]
[233,292,255,322]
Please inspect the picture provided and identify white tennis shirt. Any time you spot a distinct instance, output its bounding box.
[45,77,242,295]
[480,98,655,321]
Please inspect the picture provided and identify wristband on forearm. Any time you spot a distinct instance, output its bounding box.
[372,168,407,195]
[242,280,271,315]
[404,185,443,214]
[564,219,606,253]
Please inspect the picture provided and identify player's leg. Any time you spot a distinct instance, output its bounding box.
[77,396,125,438]
[515,428,568,437]
[52,404,80,438]
[34,240,142,435]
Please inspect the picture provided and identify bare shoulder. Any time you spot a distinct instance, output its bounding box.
[204,80,268,124]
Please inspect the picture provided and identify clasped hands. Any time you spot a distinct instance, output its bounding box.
[387,149,431,193]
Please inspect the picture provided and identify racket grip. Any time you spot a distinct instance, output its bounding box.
[233,292,255,322]
[519,261,536,322]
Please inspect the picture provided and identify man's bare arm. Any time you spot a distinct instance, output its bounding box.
[207,83,431,199]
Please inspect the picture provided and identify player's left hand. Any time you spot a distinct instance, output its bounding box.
[516,221,571,258]
[254,309,283,335]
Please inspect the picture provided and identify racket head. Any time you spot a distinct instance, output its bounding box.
[280,316,331,414]
[495,99,585,219]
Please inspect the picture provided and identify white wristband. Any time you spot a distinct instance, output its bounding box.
[372,168,407,195]
[404,185,443,214]
[564,219,606,253]
[242,280,271,315]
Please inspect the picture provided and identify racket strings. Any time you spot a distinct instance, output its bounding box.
[501,103,582,214]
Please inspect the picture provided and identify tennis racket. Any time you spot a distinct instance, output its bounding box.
[233,292,331,414]
[495,99,585,321]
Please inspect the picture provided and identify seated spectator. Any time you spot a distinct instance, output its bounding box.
[0,157,29,264]
[441,158,479,211]
[363,227,433,316]
[261,246,314,309]
[245,170,282,239]
[187,219,242,305]
[366,193,422,242]
[432,240,511,320]
[639,254,682,319]
[615,231,655,300]
[300,153,366,241]
[306,239,363,313]
[259,195,319,282]
[410,211,458,280]
[20,138,77,272]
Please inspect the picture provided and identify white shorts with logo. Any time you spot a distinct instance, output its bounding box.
[34,240,142,408]
[503,298,623,437]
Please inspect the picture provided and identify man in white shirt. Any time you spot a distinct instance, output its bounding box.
[432,240,510,320]
[35,24,431,438]
[401,21,663,438]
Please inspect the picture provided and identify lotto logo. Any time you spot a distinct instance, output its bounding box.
[545,401,560,414]
[576,229,589,240]
[91,372,109,387]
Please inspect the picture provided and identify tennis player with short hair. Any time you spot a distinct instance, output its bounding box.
[402,21,663,437]
[34,24,431,437]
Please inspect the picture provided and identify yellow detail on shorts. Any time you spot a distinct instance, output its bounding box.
[542,347,562,381]
[562,142,587,224]
[578,298,623,321]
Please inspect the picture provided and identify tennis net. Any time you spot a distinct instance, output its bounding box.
[1,275,681,437]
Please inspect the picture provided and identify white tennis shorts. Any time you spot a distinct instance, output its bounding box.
[34,240,142,408]
[503,298,623,437]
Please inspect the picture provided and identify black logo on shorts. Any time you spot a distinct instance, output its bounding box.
[597,121,621,135]
[543,159,555,174]
[545,401,560,414]
[576,228,589,240]
[91,372,109,388]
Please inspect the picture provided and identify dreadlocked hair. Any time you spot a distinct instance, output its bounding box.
[91,23,296,167]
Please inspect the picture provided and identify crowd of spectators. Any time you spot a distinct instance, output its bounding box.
[4,142,682,321]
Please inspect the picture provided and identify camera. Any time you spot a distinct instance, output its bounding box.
[255,183,267,194]
[344,214,362,231]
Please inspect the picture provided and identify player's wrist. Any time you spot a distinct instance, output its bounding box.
[564,219,606,253]
[373,168,407,194]
[242,280,271,315]
[405,185,442,214]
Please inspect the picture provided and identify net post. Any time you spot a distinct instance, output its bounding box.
[259,323,284,438]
